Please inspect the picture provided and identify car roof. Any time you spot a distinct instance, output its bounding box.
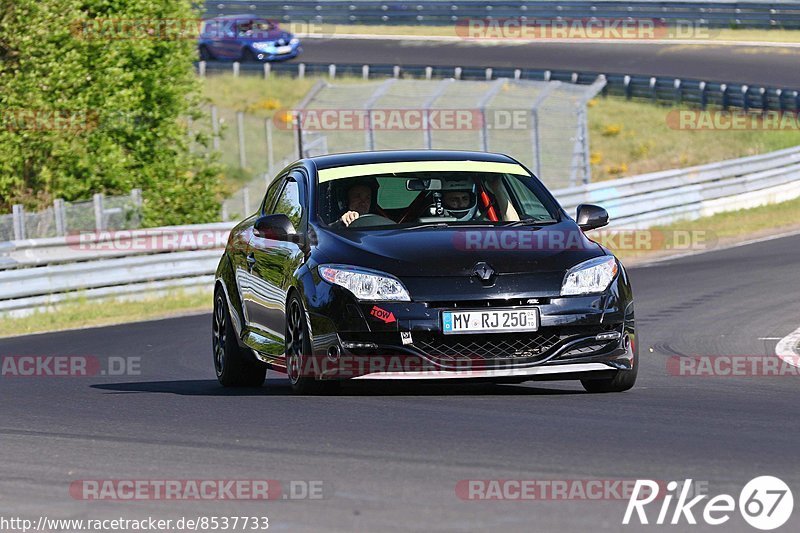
[310,150,518,171]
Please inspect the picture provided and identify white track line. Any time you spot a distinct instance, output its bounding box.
[776,326,800,368]
[298,33,800,48]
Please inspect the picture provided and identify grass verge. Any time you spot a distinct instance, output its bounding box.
[588,97,800,181]
[0,289,212,338]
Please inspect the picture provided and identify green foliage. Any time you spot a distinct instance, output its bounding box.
[0,0,222,225]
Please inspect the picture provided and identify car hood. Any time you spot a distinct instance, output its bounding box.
[314,221,606,278]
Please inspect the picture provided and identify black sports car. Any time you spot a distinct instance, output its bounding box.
[213,150,637,393]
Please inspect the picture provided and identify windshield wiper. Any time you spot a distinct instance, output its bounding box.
[405,222,451,230]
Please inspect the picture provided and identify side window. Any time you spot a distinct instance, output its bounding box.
[503,175,553,219]
[273,178,303,229]
[261,177,283,214]
[202,21,217,38]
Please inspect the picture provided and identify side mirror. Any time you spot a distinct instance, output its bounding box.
[254,214,296,241]
[576,204,609,231]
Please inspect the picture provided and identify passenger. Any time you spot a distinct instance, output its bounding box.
[441,184,479,221]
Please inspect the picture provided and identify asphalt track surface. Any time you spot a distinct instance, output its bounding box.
[293,38,800,87]
[2,233,799,532]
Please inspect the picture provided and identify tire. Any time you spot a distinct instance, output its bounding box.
[198,45,214,61]
[212,289,266,387]
[580,340,637,393]
[285,294,339,395]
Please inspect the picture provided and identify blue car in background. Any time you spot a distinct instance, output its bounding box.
[198,15,301,62]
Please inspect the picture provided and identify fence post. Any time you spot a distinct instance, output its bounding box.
[54,198,66,236]
[328,64,336,79]
[485,68,493,81]
[649,77,657,103]
[265,118,274,173]
[243,187,251,215]
[624,75,632,100]
[232,61,240,77]
[425,66,432,80]
[699,81,707,109]
[393,65,400,78]
[362,64,369,79]
[237,111,247,168]
[93,193,105,231]
[760,87,768,112]
[514,69,521,81]
[454,67,462,80]
[198,60,206,77]
[12,204,26,241]
[128,188,142,228]
[211,105,220,151]
[298,63,306,79]
[263,62,271,79]
[673,78,682,105]
[721,84,729,109]
[295,113,304,158]
[741,85,749,112]
[776,88,784,112]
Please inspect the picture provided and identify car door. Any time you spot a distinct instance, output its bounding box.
[243,170,307,343]
[212,18,242,60]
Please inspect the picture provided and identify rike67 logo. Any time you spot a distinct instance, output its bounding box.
[624,477,794,530]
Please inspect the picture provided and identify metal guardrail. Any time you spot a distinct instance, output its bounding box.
[203,2,800,29]
[554,145,800,228]
[199,60,800,112]
[2,146,799,316]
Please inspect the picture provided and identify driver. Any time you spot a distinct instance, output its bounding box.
[332,177,381,227]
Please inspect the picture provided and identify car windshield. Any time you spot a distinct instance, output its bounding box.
[317,164,559,230]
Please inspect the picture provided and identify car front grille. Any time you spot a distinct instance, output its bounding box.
[414,332,564,363]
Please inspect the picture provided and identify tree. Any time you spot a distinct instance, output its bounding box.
[0,0,222,225]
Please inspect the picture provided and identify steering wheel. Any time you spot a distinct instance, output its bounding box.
[347,213,395,228]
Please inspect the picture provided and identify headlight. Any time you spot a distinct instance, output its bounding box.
[561,256,618,296]
[289,37,300,45]
[319,264,410,301]
[251,41,274,51]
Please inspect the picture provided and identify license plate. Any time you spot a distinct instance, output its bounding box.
[442,308,539,335]
[276,45,292,54]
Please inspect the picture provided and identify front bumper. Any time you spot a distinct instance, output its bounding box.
[304,278,636,381]
[252,46,301,62]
